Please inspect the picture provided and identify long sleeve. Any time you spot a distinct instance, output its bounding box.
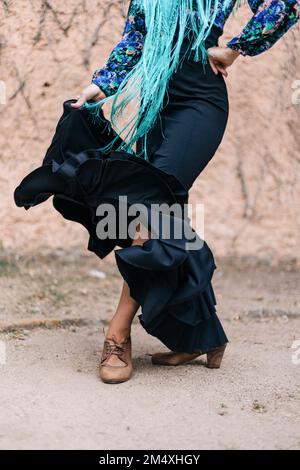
[91,0,146,97]
[226,0,300,56]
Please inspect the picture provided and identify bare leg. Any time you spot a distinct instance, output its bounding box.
[106,226,150,343]
[106,280,139,342]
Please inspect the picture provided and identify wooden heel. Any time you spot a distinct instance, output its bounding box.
[206,345,226,369]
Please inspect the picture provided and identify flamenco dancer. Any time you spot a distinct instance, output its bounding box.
[14,1,299,383]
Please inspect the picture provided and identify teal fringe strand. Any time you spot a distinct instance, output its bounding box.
[83,0,234,160]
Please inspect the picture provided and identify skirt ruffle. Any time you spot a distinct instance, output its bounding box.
[14,99,228,353]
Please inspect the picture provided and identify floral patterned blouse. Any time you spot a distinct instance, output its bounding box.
[92,0,300,97]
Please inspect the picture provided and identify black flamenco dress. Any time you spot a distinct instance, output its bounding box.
[14,26,229,353]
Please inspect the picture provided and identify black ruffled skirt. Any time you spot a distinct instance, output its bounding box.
[14,26,229,353]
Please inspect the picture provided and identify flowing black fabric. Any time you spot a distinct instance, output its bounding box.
[14,25,229,353]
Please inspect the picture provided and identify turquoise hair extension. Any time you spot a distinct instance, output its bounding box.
[84,0,232,160]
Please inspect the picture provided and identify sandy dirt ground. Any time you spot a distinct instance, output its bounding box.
[0,251,299,450]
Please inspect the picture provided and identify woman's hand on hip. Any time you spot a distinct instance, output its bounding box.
[207,46,240,77]
[70,83,106,108]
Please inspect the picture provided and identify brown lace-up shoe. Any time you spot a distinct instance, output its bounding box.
[99,335,133,384]
[151,344,227,369]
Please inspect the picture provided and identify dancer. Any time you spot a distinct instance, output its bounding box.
[14,0,299,383]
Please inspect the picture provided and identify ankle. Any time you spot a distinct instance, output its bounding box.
[106,320,131,343]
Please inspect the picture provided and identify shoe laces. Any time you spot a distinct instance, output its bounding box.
[101,336,128,364]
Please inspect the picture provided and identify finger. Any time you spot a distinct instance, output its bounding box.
[71,95,86,108]
[92,93,105,102]
[213,60,227,76]
[208,57,218,75]
[207,47,217,58]
[216,64,228,77]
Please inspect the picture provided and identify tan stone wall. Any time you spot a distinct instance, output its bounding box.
[1,1,299,263]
